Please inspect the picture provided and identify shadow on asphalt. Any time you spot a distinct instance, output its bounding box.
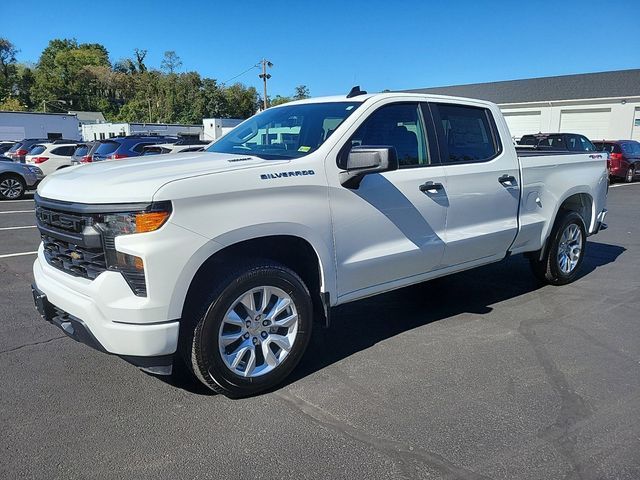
[164,241,625,397]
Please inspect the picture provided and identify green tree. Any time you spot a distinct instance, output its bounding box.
[0,38,19,101]
[0,97,26,111]
[31,39,111,111]
[293,85,310,100]
[270,95,291,106]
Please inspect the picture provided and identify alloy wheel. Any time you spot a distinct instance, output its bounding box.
[0,178,24,199]
[556,223,583,274]
[218,286,299,378]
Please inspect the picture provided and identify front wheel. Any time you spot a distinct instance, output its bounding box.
[182,261,313,398]
[529,211,586,285]
[0,174,26,200]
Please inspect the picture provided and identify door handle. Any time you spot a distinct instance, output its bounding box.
[419,181,444,194]
[498,174,517,187]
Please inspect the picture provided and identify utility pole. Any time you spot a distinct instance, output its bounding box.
[258,58,273,110]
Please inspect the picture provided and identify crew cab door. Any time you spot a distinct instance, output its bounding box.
[329,101,448,299]
[427,101,520,266]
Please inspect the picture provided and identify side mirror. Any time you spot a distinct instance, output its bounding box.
[340,146,399,188]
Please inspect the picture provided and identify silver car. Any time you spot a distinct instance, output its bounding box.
[0,156,44,200]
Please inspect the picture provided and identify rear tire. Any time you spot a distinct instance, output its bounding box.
[0,174,25,200]
[180,260,313,398]
[529,210,586,286]
[625,167,635,183]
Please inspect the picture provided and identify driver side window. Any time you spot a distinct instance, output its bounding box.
[348,103,430,168]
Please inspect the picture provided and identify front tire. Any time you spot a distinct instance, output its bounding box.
[0,174,26,200]
[529,211,586,286]
[182,261,313,398]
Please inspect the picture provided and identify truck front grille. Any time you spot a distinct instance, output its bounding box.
[42,234,107,280]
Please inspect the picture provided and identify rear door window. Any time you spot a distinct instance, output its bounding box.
[430,103,501,163]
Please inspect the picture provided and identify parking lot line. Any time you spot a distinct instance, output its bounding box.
[0,226,37,231]
[0,199,35,203]
[0,210,35,214]
[0,251,38,259]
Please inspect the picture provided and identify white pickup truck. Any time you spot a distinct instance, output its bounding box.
[31,89,608,397]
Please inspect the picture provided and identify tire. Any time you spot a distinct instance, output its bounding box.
[0,174,26,200]
[529,210,587,286]
[625,167,635,183]
[180,260,313,398]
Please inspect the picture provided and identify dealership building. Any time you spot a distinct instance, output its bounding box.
[408,69,640,142]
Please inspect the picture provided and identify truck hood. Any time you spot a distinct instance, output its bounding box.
[37,152,286,203]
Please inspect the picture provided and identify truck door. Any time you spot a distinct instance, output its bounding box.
[329,102,448,298]
[427,101,520,266]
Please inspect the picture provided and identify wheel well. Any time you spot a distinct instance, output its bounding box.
[559,193,593,230]
[181,235,327,326]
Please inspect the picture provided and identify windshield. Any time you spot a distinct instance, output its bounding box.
[207,102,361,159]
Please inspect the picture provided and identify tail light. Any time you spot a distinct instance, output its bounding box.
[33,157,49,164]
[109,153,128,160]
[80,155,92,163]
[609,153,622,168]
[16,149,28,156]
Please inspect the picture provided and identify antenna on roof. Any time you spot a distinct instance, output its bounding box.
[346,85,367,98]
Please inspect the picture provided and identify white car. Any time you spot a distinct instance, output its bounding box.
[32,89,608,397]
[25,142,78,176]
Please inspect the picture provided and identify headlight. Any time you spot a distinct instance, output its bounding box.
[94,201,172,296]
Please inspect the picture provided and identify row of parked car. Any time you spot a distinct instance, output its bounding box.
[516,132,640,183]
[1,131,639,201]
[0,135,209,200]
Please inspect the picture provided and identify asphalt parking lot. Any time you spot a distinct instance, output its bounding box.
[1,184,639,480]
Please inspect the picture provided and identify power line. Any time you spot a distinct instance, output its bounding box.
[223,63,260,84]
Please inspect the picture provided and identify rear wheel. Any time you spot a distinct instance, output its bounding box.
[529,210,586,285]
[0,174,25,200]
[181,260,313,398]
[625,167,635,183]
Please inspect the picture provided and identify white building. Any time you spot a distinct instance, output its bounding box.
[408,69,640,142]
[0,111,80,141]
[82,122,203,142]
[202,118,243,142]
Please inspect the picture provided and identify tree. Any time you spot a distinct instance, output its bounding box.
[0,97,25,111]
[270,95,291,106]
[161,51,182,74]
[134,48,147,73]
[0,38,19,101]
[31,38,111,111]
[293,85,310,100]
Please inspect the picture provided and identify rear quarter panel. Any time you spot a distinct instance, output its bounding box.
[510,152,608,255]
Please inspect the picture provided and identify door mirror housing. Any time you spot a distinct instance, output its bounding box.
[340,146,399,188]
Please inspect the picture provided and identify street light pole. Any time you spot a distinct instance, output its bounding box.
[258,59,273,110]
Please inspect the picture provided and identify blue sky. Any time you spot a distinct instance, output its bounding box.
[1,0,638,97]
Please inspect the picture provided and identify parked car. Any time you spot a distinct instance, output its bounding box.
[0,141,17,155]
[91,135,179,162]
[141,142,207,156]
[70,141,98,165]
[593,140,640,183]
[4,138,49,163]
[32,90,608,397]
[518,133,597,151]
[0,160,43,200]
[0,155,13,161]
[25,142,78,176]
